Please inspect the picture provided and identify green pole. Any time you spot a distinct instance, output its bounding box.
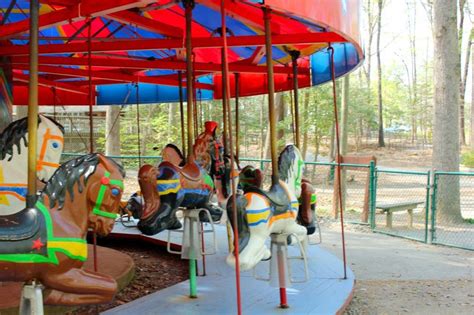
[189,258,197,298]
[430,173,438,244]
[424,171,431,243]
[369,161,376,229]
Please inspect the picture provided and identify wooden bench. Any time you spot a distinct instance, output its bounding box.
[376,201,424,228]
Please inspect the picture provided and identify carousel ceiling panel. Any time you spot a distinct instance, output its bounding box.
[0,0,363,105]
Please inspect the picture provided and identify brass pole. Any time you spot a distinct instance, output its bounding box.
[178,71,186,159]
[88,16,94,153]
[221,48,228,155]
[234,73,240,160]
[26,0,39,208]
[290,51,301,148]
[185,1,194,158]
[264,7,279,185]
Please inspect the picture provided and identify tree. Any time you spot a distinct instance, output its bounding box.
[376,0,386,147]
[432,0,462,222]
[105,105,121,156]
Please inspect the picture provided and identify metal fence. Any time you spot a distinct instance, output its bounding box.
[60,153,474,250]
[431,172,474,250]
[372,169,430,243]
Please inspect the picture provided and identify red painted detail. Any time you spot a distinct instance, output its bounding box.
[31,239,44,251]
[279,288,289,308]
[13,73,89,95]
[106,11,183,38]
[101,177,110,185]
[0,0,157,40]
[13,64,213,90]
[0,32,345,56]
[11,56,309,75]
[14,85,91,105]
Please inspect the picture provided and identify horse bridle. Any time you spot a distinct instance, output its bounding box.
[92,171,124,219]
[37,128,64,171]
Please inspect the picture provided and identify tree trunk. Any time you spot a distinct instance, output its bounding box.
[460,27,472,146]
[376,0,385,147]
[105,105,121,157]
[471,48,474,148]
[458,0,471,145]
[432,0,462,223]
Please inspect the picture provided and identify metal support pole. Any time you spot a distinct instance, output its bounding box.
[26,0,39,208]
[184,1,195,158]
[189,256,197,298]
[235,73,240,160]
[221,1,242,314]
[290,50,301,148]
[369,160,376,229]
[329,45,348,280]
[221,48,229,155]
[178,71,186,159]
[424,171,431,244]
[263,7,279,186]
[87,16,94,153]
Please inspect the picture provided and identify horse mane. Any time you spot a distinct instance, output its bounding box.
[278,144,298,182]
[40,153,125,210]
[0,115,65,161]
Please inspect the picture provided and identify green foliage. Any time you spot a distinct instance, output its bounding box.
[461,151,474,168]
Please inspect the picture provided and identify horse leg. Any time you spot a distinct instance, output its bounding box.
[227,233,270,271]
[285,221,309,248]
[42,268,117,305]
[200,202,224,223]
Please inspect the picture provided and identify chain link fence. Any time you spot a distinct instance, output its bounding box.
[431,172,474,250]
[60,153,474,250]
[372,170,430,243]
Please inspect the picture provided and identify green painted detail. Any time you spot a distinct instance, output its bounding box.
[310,194,317,204]
[0,201,87,264]
[189,258,197,298]
[92,171,121,219]
[203,174,215,190]
[294,159,304,189]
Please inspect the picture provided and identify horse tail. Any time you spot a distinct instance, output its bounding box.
[227,194,250,253]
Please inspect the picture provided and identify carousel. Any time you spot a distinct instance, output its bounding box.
[0,0,363,314]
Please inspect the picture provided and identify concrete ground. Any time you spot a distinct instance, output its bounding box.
[318,223,474,314]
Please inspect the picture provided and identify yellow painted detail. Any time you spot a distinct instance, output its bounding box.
[269,212,297,225]
[247,210,271,225]
[48,241,88,260]
[0,166,9,206]
[156,179,181,184]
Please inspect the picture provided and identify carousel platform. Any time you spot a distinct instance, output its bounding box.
[0,245,135,314]
[104,220,355,315]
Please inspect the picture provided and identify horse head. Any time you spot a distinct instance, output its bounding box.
[40,154,125,237]
[0,114,64,182]
[278,144,304,198]
[36,115,65,182]
[86,155,125,236]
[137,164,160,220]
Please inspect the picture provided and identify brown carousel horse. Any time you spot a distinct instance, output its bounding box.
[136,121,225,235]
[0,154,125,305]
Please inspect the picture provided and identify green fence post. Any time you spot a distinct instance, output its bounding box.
[424,171,431,244]
[369,161,376,229]
[430,172,438,244]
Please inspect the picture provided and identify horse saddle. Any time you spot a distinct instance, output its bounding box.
[0,207,47,255]
[160,161,202,182]
[246,183,291,215]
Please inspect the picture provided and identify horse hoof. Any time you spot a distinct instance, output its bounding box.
[306,226,316,235]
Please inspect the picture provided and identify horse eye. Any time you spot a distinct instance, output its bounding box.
[111,188,120,196]
[51,142,59,149]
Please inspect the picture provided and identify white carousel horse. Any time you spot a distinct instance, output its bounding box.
[0,115,64,215]
[226,144,308,271]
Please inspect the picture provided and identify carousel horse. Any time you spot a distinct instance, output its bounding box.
[135,121,226,235]
[0,115,64,215]
[0,153,125,305]
[226,144,313,271]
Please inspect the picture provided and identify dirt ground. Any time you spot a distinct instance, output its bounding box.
[318,221,474,315]
[70,239,188,315]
